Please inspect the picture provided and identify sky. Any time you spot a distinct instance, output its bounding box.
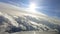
[0,0,60,18]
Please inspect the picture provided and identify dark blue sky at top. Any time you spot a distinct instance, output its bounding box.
[0,0,60,18]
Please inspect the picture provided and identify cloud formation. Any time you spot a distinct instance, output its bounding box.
[0,2,60,34]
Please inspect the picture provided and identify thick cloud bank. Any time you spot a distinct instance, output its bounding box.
[0,2,60,34]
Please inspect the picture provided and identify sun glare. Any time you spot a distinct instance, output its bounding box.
[28,2,37,13]
[29,3,36,10]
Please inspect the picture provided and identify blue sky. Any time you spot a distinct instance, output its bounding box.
[0,0,60,18]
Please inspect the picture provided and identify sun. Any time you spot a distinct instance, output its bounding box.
[28,2,37,13]
[29,3,36,11]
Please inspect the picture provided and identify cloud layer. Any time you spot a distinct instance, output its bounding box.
[0,2,60,34]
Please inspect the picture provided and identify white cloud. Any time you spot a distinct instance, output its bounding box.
[0,2,59,34]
